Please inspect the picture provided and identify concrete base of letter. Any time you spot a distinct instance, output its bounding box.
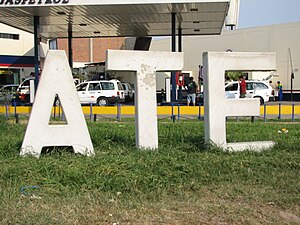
[226,141,275,152]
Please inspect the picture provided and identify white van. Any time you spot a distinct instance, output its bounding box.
[121,82,134,101]
[16,77,34,104]
[225,80,273,104]
[17,77,84,105]
[76,80,125,106]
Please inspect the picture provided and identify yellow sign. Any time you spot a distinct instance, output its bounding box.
[0,70,11,75]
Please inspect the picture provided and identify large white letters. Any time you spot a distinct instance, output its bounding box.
[106,50,183,149]
[20,50,275,156]
[20,50,94,157]
[203,52,276,151]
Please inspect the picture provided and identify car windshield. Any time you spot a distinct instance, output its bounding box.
[77,83,88,91]
[22,80,31,87]
[225,83,238,91]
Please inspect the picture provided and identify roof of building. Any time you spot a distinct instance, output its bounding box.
[0,0,229,38]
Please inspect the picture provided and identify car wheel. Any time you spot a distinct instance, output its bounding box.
[97,97,109,106]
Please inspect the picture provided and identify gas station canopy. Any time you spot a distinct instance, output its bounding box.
[0,0,229,38]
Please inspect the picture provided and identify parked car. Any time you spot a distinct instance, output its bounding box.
[121,82,134,101]
[225,80,273,104]
[0,84,19,103]
[76,79,125,106]
[16,77,84,105]
[15,77,34,104]
[197,80,273,105]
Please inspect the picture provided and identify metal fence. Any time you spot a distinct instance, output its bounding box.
[1,102,300,123]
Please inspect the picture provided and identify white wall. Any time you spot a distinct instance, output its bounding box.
[0,23,50,82]
[150,22,300,91]
[0,23,34,56]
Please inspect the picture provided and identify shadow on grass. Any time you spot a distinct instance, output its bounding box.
[41,146,75,156]
[189,135,207,150]
[0,140,23,158]
[158,134,210,154]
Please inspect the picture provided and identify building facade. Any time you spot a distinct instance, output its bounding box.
[0,23,36,86]
[150,22,300,93]
[57,37,125,68]
[0,22,125,86]
[1,20,299,98]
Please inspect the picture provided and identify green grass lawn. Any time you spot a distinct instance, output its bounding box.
[0,116,299,224]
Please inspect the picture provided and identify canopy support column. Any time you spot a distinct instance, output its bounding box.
[178,27,182,52]
[68,24,73,68]
[33,16,40,90]
[171,12,176,102]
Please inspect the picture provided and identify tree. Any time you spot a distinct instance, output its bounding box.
[225,71,244,81]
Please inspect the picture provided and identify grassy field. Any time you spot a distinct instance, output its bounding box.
[0,115,299,224]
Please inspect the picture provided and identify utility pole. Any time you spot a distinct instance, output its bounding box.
[288,48,294,102]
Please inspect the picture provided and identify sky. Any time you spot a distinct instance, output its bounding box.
[238,0,300,29]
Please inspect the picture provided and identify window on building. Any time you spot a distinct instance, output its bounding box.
[0,33,19,40]
[0,69,20,86]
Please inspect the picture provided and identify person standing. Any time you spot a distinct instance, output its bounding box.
[239,75,246,98]
[269,80,275,101]
[277,81,283,101]
[185,76,197,106]
[177,73,184,100]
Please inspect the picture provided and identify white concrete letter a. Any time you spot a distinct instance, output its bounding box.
[20,50,94,157]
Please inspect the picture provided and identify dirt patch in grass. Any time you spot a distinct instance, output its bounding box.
[1,186,299,225]
[279,210,300,224]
